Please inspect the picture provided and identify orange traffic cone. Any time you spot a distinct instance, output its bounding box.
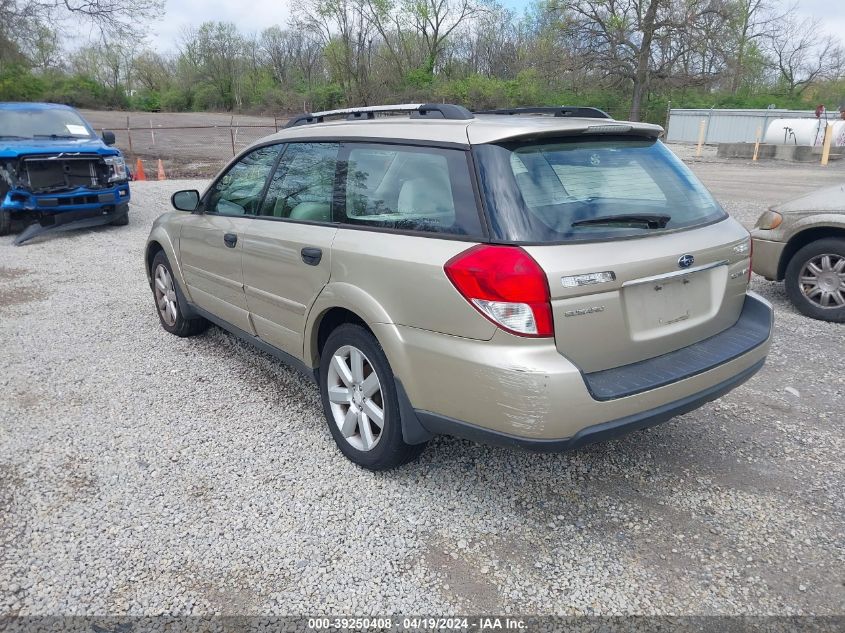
[134,158,146,181]
[157,159,166,181]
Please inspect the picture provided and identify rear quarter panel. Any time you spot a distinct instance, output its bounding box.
[304,229,496,367]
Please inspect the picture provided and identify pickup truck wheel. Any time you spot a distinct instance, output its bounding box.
[785,238,845,323]
[319,324,426,470]
[0,209,11,236]
[110,204,129,226]
[151,251,209,337]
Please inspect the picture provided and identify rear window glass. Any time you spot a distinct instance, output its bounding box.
[475,137,726,243]
[340,144,483,237]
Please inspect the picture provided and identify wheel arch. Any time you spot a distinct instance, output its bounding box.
[145,240,165,282]
[145,224,186,289]
[307,300,433,446]
[304,282,395,369]
[315,307,371,360]
[778,226,845,280]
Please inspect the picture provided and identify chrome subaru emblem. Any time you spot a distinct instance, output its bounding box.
[678,254,695,269]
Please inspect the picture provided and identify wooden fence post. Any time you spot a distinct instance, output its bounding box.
[696,119,706,158]
[821,124,833,166]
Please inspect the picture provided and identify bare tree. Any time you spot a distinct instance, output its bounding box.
[766,15,841,95]
[554,0,730,120]
[723,0,782,92]
[553,0,674,120]
[403,0,488,74]
[359,0,418,77]
[180,22,246,110]
[132,50,172,92]
[292,0,377,103]
[8,0,162,42]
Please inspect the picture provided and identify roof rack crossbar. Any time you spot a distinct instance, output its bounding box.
[284,103,474,128]
[473,106,613,120]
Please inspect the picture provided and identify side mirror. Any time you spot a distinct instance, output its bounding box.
[171,190,200,212]
[102,130,116,146]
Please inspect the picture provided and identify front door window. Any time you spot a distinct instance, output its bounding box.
[205,146,281,216]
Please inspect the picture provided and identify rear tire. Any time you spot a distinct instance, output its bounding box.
[319,323,426,470]
[0,209,11,236]
[784,238,845,323]
[150,250,210,337]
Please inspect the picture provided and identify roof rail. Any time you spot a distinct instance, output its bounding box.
[284,103,474,128]
[473,106,613,120]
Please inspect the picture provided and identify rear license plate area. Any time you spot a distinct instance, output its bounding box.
[624,270,713,335]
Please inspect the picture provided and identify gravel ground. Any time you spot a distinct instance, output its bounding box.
[1,157,844,617]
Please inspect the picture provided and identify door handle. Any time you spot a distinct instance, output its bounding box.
[301,247,323,266]
[223,233,237,248]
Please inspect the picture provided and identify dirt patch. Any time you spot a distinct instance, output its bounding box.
[0,285,47,311]
[0,266,30,281]
[187,571,267,614]
[424,538,502,611]
[8,390,42,412]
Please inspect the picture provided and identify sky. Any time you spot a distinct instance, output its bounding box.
[127,0,844,53]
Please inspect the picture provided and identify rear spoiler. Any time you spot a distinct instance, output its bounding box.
[472,121,665,145]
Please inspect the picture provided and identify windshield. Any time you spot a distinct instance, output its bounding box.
[474,136,727,243]
[0,108,94,140]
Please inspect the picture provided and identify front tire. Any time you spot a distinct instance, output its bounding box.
[150,251,209,337]
[111,204,129,226]
[319,323,426,470]
[784,238,845,322]
[0,209,11,236]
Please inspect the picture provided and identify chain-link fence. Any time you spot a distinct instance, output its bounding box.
[80,111,292,180]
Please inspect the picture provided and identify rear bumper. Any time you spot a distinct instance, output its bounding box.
[750,235,786,281]
[414,358,765,451]
[581,294,771,400]
[379,292,773,445]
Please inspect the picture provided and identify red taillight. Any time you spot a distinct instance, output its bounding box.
[444,244,554,338]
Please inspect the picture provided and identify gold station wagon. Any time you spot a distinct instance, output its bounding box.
[145,104,773,469]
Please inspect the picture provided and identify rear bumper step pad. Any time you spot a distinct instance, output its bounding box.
[582,295,773,401]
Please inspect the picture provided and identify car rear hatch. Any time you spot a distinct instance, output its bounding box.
[472,129,753,373]
[525,222,751,372]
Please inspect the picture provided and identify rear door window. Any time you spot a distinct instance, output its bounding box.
[339,144,483,237]
[475,137,726,243]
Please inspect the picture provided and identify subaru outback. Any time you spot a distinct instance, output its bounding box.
[145,104,773,470]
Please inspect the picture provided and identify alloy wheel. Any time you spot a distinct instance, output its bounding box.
[154,263,178,326]
[799,254,845,308]
[326,345,385,452]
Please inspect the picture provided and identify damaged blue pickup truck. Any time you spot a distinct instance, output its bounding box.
[0,102,130,245]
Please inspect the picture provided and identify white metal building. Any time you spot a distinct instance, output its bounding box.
[665,108,837,144]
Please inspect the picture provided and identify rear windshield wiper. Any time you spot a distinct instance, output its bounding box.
[0,135,30,140]
[572,214,671,229]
